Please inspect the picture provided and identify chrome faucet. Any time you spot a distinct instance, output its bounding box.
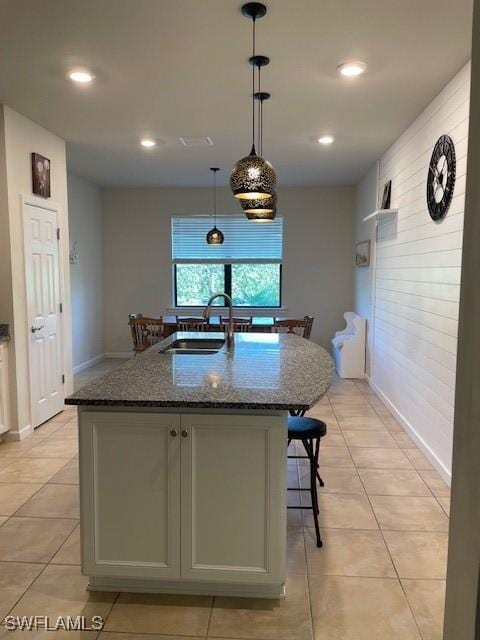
[203,292,234,346]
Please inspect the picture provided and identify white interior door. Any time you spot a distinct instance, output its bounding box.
[23,201,64,427]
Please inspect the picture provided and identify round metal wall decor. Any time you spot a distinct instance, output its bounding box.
[427,134,456,221]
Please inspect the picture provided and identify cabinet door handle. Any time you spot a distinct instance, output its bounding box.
[181,430,189,438]
[170,429,178,437]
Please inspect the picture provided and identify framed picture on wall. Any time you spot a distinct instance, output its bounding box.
[31,152,51,198]
[355,240,371,267]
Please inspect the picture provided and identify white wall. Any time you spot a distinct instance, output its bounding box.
[444,6,480,633]
[355,63,471,478]
[0,109,13,349]
[354,164,378,376]
[0,105,72,437]
[68,173,104,370]
[102,186,356,354]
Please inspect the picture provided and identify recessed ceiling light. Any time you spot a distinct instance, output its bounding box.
[140,139,156,148]
[68,69,95,83]
[318,135,334,145]
[337,61,366,77]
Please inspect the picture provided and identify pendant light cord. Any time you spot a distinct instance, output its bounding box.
[251,17,256,154]
[258,65,263,156]
[257,64,261,154]
[213,169,217,226]
[210,168,219,227]
[260,95,263,156]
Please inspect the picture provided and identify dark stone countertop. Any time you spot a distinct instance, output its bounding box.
[0,325,10,342]
[66,332,335,411]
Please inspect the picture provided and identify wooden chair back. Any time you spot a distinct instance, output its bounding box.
[176,316,209,332]
[219,316,253,333]
[128,316,164,354]
[274,316,314,339]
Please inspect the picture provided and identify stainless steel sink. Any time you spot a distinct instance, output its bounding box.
[160,338,226,355]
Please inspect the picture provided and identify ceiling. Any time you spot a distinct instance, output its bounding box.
[0,0,473,187]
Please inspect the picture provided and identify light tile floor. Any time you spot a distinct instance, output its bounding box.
[73,358,128,391]
[0,372,449,640]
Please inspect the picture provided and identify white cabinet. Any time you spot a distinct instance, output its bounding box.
[80,412,181,579]
[0,345,9,435]
[180,414,286,584]
[79,409,287,595]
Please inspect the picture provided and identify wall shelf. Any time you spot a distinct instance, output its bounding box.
[363,208,398,222]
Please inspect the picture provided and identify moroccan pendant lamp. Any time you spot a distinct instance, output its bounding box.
[241,72,277,221]
[230,2,276,201]
[243,193,276,220]
[206,167,224,245]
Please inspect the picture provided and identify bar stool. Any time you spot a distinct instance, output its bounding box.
[287,415,327,547]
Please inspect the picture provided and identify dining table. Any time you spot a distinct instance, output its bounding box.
[162,314,278,337]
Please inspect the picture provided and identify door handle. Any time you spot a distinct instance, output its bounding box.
[170,429,178,437]
[181,430,189,438]
[31,325,45,333]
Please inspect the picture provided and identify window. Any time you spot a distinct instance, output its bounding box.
[175,264,224,307]
[172,215,283,308]
[231,263,281,307]
[174,263,282,307]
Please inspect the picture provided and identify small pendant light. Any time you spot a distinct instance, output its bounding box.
[241,84,277,221]
[206,167,224,245]
[230,3,276,201]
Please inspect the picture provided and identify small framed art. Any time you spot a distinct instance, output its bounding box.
[355,240,371,267]
[31,153,51,198]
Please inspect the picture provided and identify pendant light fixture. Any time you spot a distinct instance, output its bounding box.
[241,70,277,221]
[206,167,224,245]
[230,2,276,201]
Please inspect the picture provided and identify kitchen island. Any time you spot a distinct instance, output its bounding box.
[66,332,334,598]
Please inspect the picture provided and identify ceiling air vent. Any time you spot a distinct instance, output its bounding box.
[179,136,214,147]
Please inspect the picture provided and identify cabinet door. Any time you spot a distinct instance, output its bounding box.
[80,412,181,579]
[180,413,287,584]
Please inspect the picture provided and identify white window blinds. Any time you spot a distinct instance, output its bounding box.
[172,215,283,262]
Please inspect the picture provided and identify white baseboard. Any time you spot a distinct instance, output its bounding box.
[73,353,106,374]
[367,376,451,486]
[73,352,134,373]
[4,423,33,442]
[104,352,134,359]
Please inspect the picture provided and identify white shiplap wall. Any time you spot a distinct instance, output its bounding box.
[371,63,470,479]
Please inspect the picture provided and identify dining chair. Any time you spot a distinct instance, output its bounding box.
[219,316,253,333]
[176,316,209,332]
[274,316,314,339]
[128,316,164,355]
